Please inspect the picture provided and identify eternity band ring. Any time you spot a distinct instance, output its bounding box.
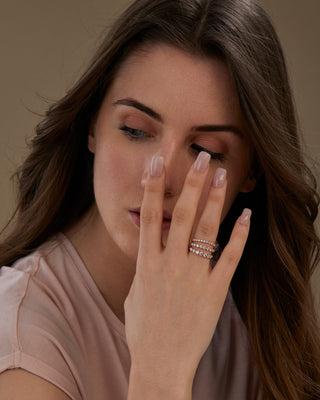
[188,239,219,260]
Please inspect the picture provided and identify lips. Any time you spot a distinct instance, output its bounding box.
[130,207,172,221]
[130,207,172,230]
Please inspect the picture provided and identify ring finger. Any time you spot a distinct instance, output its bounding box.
[188,167,227,263]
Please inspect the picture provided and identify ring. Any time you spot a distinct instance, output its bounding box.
[188,239,219,260]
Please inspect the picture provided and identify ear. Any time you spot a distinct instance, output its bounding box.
[88,122,96,154]
[239,170,257,193]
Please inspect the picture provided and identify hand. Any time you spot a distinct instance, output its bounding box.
[124,152,251,388]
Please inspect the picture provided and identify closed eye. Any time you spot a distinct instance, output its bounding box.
[191,144,225,162]
[120,126,225,162]
[120,126,148,139]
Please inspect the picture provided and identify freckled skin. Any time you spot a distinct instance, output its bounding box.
[66,44,255,320]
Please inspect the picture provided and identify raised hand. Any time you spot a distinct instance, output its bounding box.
[124,152,251,395]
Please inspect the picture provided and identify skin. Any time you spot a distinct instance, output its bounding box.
[0,44,255,399]
[67,43,255,324]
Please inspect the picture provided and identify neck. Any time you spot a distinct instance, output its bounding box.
[65,205,136,324]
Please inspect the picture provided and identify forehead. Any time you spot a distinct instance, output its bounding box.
[105,43,244,128]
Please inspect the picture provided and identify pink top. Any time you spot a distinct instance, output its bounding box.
[0,233,262,399]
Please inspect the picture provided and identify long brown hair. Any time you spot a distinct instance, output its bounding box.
[1,0,319,398]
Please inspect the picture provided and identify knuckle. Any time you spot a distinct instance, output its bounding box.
[172,206,189,225]
[185,174,200,189]
[140,208,161,225]
[145,179,161,194]
[224,238,244,265]
[198,220,214,238]
[223,249,238,265]
[209,187,225,204]
[232,225,248,246]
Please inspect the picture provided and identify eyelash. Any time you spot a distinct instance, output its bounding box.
[119,126,225,162]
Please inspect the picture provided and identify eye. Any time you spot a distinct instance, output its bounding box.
[191,144,225,162]
[120,126,148,140]
[120,126,225,162]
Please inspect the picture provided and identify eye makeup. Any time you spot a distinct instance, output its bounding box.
[119,125,226,162]
[120,125,147,139]
[190,143,225,162]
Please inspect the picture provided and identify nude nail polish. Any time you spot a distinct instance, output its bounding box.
[150,155,164,177]
[212,168,226,187]
[239,208,252,225]
[194,151,211,172]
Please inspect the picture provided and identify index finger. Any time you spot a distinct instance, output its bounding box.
[138,155,165,260]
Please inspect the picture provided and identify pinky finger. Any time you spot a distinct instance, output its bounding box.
[209,208,252,291]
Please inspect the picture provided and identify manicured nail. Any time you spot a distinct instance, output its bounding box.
[194,151,211,172]
[239,208,252,225]
[150,155,164,177]
[212,168,226,187]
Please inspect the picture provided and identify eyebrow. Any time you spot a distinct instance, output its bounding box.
[112,97,244,137]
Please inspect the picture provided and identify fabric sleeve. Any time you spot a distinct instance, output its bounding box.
[0,266,82,400]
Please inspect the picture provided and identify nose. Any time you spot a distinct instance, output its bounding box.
[142,139,192,198]
[163,144,191,197]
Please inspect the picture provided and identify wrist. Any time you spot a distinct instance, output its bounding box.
[128,364,194,400]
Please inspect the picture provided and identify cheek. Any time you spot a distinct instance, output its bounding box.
[93,146,145,195]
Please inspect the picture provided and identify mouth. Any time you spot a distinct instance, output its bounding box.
[129,208,172,230]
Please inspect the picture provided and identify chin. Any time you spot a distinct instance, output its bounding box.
[125,245,139,263]
[113,231,140,264]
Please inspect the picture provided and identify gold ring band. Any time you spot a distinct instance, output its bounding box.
[188,239,219,260]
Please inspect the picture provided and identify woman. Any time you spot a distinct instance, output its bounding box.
[0,0,319,399]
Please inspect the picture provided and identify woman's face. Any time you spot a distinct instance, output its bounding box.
[88,44,255,261]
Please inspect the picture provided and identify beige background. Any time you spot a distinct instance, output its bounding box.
[0,1,319,303]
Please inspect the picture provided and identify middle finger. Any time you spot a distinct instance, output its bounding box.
[166,151,212,255]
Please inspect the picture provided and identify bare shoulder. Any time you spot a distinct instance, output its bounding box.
[0,369,72,400]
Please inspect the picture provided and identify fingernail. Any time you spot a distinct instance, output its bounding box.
[212,168,226,187]
[239,208,252,225]
[194,151,211,172]
[150,155,164,177]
